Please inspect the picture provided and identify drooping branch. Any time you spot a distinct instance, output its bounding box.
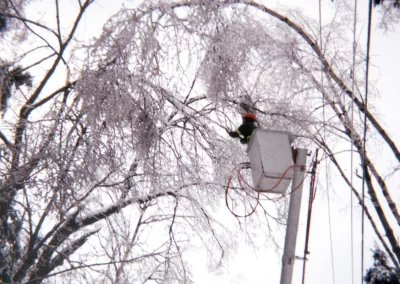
[200,0,400,164]
[367,162,400,225]
[318,83,400,263]
[155,0,400,163]
[27,230,99,284]
[2,13,59,37]
[13,0,93,166]
[24,251,169,284]
[0,2,92,262]
[1,1,398,283]
[0,130,11,147]
[114,207,146,283]
[14,192,178,283]
[293,48,400,238]
[315,138,400,268]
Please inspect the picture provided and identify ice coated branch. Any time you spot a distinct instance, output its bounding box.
[13,191,178,283]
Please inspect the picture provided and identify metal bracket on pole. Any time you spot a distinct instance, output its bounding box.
[280,148,307,284]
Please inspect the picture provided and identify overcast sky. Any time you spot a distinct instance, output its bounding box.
[26,0,400,283]
[186,1,399,284]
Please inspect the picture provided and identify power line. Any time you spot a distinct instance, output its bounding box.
[301,150,319,284]
[350,0,358,283]
[361,0,374,281]
[319,1,336,283]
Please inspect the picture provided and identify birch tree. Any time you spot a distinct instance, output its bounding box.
[0,0,399,283]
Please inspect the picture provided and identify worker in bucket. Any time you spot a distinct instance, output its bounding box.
[228,112,257,144]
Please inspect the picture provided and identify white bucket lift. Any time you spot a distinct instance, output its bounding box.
[246,129,295,194]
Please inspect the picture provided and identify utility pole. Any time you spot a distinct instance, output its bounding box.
[280,148,307,284]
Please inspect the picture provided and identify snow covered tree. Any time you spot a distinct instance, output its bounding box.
[374,0,400,8]
[365,249,400,284]
[0,0,399,283]
[0,65,32,113]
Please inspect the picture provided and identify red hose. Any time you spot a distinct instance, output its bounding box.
[225,168,260,218]
[225,162,312,217]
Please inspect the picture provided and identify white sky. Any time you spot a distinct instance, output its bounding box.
[186,1,400,284]
[75,1,400,283]
[18,0,400,283]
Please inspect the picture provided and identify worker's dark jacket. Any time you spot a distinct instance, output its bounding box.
[229,118,257,144]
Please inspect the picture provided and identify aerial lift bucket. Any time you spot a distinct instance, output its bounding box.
[246,129,295,194]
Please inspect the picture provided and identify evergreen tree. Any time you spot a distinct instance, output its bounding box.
[0,0,8,31]
[365,249,400,284]
[374,0,400,8]
[0,66,32,113]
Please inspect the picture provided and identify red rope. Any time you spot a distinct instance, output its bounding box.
[237,164,302,193]
[225,161,313,217]
[225,167,260,218]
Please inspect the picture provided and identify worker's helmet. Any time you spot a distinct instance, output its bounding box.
[243,112,257,121]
